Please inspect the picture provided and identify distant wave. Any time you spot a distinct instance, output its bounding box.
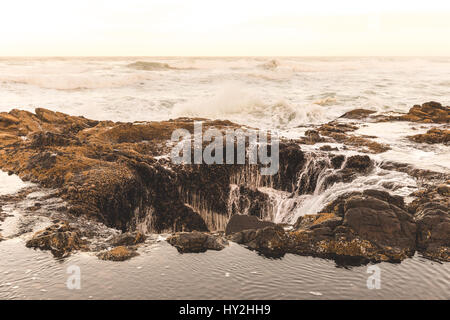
[257,59,280,70]
[171,83,329,128]
[127,61,176,71]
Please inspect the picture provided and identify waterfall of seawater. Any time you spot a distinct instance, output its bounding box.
[227,153,419,226]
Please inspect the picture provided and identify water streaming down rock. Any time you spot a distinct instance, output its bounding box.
[223,152,419,226]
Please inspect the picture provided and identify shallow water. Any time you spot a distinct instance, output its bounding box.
[0,238,448,300]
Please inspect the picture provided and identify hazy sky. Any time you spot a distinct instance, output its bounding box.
[1,0,450,56]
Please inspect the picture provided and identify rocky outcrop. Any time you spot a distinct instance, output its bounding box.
[98,246,139,261]
[289,190,417,263]
[167,231,228,253]
[408,128,450,145]
[394,101,450,123]
[409,185,450,261]
[26,221,86,257]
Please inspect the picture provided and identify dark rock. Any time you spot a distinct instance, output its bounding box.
[26,222,86,257]
[408,128,450,145]
[409,185,450,261]
[110,231,146,246]
[340,109,376,119]
[229,226,287,257]
[97,246,139,261]
[343,155,373,172]
[225,214,277,236]
[289,190,417,263]
[167,231,228,253]
[393,101,449,123]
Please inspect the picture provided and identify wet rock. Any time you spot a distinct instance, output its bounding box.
[288,190,417,263]
[110,231,146,246]
[409,185,450,261]
[321,155,374,190]
[25,221,86,257]
[343,155,373,172]
[395,101,450,123]
[225,214,278,236]
[298,130,326,144]
[227,187,272,220]
[229,226,287,258]
[167,231,228,253]
[408,128,450,145]
[318,121,389,154]
[319,145,338,152]
[340,109,376,119]
[97,246,139,261]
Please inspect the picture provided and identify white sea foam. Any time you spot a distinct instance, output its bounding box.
[0,171,31,196]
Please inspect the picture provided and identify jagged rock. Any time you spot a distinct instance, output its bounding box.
[110,231,146,246]
[340,109,376,119]
[408,128,450,145]
[167,231,228,253]
[225,214,277,235]
[288,190,417,263]
[229,226,287,257]
[97,246,139,261]
[26,221,86,257]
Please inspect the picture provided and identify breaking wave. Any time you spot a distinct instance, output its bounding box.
[171,83,328,128]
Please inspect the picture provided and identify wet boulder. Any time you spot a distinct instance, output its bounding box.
[340,109,376,119]
[97,246,139,261]
[26,221,86,257]
[408,128,450,145]
[229,226,288,258]
[288,190,417,264]
[409,185,450,261]
[167,231,228,253]
[396,101,449,123]
[110,231,146,246]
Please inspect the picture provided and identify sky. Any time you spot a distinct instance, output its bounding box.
[1,0,450,56]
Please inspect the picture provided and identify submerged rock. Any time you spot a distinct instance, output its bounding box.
[97,246,139,261]
[167,231,228,253]
[26,221,86,257]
